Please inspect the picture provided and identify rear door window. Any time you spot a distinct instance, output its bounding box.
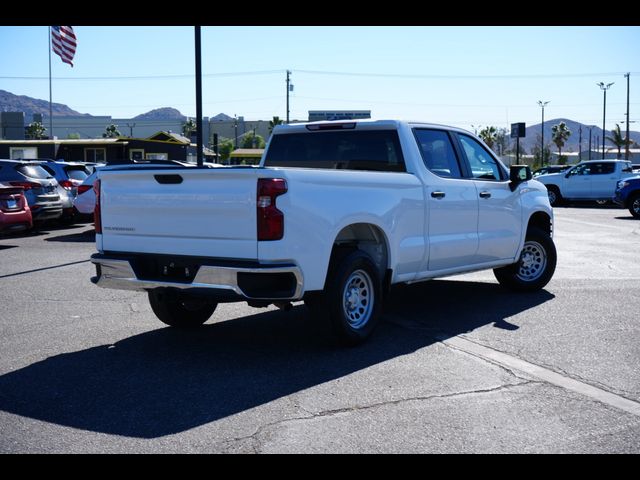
[413,129,462,178]
[264,130,406,172]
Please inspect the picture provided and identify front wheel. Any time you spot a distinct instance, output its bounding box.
[628,193,640,219]
[324,250,382,346]
[546,186,562,207]
[148,289,217,328]
[493,228,557,292]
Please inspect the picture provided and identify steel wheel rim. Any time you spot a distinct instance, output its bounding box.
[632,198,640,215]
[547,190,556,205]
[342,269,374,329]
[516,240,547,282]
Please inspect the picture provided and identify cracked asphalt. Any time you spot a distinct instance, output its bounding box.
[0,206,639,453]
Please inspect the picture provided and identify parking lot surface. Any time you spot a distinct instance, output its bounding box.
[0,207,639,453]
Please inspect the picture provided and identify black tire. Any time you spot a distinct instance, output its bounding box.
[546,186,562,207]
[324,250,382,346]
[493,228,557,292]
[628,193,640,219]
[148,289,217,328]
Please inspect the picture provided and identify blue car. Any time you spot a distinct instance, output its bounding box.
[614,176,640,219]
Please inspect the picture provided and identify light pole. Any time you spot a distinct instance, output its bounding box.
[624,73,630,160]
[588,126,595,160]
[538,100,550,165]
[234,114,238,149]
[597,82,614,158]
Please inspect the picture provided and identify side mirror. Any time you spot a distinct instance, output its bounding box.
[509,165,531,191]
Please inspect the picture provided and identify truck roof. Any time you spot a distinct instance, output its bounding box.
[272,119,474,137]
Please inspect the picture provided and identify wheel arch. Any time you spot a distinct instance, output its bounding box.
[325,222,391,290]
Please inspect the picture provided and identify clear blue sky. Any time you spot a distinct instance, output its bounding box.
[1,26,639,132]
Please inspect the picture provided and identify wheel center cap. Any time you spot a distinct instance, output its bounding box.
[522,252,535,268]
[347,288,360,309]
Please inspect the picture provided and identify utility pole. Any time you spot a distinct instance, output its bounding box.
[195,26,203,167]
[538,101,550,165]
[625,73,630,161]
[578,125,582,161]
[286,70,291,124]
[588,126,592,160]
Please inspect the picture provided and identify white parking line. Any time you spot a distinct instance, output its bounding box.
[438,334,640,417]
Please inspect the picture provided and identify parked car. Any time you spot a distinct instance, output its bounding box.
[614,175,640,219]
[536,159,635,206]
[38,160,91,222]
[0,182,32,234]
[73,170,98,215]
[532,165,571,178]
[91,120,556,345]
[0,160,63,222]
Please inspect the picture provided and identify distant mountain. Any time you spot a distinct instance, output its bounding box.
[522,118,640,153]
[0,89,89,118]
[133,107,186,120]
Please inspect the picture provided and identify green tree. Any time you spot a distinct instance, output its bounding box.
[67,132,81,139]
[103,124,122,138]
[605,124,629,158]
[26,121,46,139]
[241,133,266,149]
[182,118,197,138]
[551,121,571,160]
[478,126,497,149]
[218,138,235,163]
[268,116,283,135]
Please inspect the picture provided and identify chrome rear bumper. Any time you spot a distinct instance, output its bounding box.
[90,254,304,300]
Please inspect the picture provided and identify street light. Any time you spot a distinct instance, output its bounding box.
[537,100,550,165]
[233,114,238,149]
[597,82,614,158]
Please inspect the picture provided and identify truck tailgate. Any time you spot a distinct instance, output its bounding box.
[99,167,260,259]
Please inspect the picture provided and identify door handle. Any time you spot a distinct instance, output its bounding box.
[431,191,446,199]
[479,191,491,199]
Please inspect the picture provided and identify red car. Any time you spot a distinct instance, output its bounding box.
[0,182,33,235]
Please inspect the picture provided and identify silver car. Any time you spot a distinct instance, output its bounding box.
[0,160,63,222]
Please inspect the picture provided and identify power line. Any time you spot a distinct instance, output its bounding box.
[0,70,283,81]
[295,69,640,80]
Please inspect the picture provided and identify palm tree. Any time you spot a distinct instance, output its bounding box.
[551,122,571,160]
[103,124,121,138]
[605,124,628,158]
[182,118,197,138]
[268,116,283,135]
[478,126,497,149]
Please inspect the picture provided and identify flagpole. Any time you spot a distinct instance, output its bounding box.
[48,26,53,140]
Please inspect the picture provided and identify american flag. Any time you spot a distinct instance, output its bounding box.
[51,26,76,67]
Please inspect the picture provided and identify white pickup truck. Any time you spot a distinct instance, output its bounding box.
[91,120,556,344]
[536,159,634,206]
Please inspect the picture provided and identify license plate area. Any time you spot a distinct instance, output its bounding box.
[130,256,200,283]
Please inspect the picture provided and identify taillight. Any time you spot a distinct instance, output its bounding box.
[257,178,287,241]
[77,184,92,195]
[9,181,40,191]
[59,179,74,190]
[94,179,102,234]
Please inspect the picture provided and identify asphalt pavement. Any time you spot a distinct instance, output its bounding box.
[0,206,638,453]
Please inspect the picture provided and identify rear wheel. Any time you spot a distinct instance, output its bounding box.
[148,289,217,328]
[628,193,640,219]
[320,250,382,346]
[493,228,557,292]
